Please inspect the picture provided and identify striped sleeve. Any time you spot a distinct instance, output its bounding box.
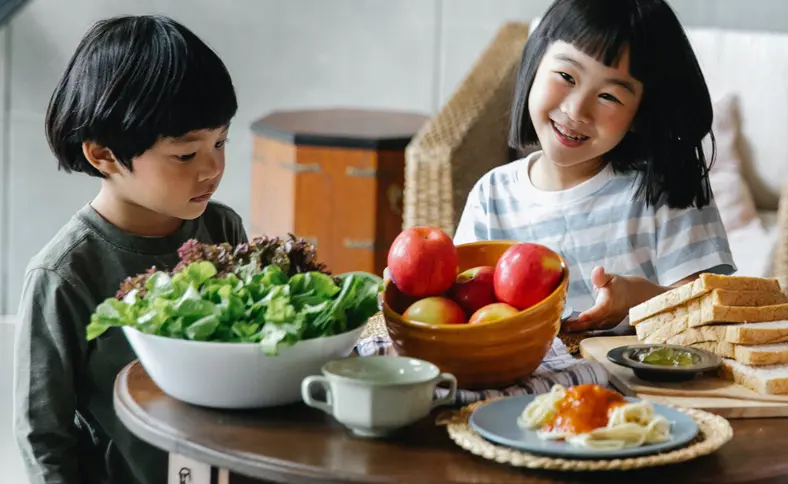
[453,178,489,244]
[653,197,737,286]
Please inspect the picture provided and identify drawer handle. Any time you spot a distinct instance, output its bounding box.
[346,166,378,178]
[343,239,375,251]
[279,162,321,173]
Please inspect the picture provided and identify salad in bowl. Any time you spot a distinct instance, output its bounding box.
[87,235,383,408]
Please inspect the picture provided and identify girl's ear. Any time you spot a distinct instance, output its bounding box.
[629,111,646,134]
[82,141,122,176]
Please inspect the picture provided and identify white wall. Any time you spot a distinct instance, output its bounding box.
[0,316,22,483]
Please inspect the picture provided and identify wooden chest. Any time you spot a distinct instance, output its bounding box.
[250,108,428,276]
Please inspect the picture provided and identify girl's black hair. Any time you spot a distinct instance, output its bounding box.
[509,0,715,209]
[46,15,238,177]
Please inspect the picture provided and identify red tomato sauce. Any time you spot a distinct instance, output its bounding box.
[543,384,626,434]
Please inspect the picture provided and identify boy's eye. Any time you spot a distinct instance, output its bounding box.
[215,138,229,149]
[599,93,621,104]
[557,72,575,84]
[176,153,196,162]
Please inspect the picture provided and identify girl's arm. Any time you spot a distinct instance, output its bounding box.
[567,194,736,333]
[564,267,701,333]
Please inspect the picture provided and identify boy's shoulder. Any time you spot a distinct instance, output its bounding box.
[25,201,246,280]
[202,199,243,227]
[199,200,247,245]
[25,208,96,278]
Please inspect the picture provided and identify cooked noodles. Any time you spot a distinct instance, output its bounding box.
[517,384,671,450]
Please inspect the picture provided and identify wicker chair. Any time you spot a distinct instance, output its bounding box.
[402,22,531,236]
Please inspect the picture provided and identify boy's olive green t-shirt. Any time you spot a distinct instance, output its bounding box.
[14,201,248,484]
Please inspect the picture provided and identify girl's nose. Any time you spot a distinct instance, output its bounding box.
[560,92,592,124]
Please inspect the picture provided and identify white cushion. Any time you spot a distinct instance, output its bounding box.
[727,210,780,278]
[686,27,788,210]
[705,93,761,233]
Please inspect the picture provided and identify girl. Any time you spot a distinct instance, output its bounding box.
[454,0,736,332]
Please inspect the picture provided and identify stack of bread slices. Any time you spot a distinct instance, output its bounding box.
[629,274,788,395]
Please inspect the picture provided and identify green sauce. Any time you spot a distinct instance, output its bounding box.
[634,347,700,367]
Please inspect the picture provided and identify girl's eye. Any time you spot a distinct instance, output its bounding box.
[176,153,196,162]
[599,93,621,104]
[215,138,229,149]
[558,72,575,84]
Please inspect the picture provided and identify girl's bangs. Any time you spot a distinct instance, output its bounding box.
[540,7,643,78]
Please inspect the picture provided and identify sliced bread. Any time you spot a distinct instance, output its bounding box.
[635,290,788,343]
[691,341,788,366]
[719,359,788,395]
[667,320,788,346]
[629,274,784,325]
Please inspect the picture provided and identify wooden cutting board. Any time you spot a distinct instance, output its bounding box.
[580,335,788,419]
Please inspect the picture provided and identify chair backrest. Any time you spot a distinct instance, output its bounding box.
[402,22,530,235]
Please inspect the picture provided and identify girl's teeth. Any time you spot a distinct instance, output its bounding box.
[555,122,588,141]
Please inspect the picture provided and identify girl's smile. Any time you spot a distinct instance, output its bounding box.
[551,119,590,147]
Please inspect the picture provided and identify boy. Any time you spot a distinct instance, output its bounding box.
[13,15,247,484]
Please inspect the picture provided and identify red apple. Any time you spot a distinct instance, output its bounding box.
[449,266,497,315]
[403,297,467,325]
[494,243,563,311]
[468,302,520,324]
[387,226,458,297]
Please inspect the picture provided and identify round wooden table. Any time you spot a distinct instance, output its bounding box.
[115,361,788,484]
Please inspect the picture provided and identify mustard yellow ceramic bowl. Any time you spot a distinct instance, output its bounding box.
[381,240,569,390]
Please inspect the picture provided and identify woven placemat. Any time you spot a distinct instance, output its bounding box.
[435,399,734,471]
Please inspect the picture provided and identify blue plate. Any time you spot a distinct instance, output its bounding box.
[469,394,699,459]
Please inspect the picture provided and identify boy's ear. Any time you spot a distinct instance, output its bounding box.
[82,141,123,176]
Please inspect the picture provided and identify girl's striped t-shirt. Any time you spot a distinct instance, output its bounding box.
[453,151,736,314]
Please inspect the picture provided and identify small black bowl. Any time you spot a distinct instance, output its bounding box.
[607,344,722,382]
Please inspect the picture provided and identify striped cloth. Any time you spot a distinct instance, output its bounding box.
[354,336,609,406]
[453,150,736,315]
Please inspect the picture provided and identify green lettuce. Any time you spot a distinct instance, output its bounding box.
[86,261,383,355]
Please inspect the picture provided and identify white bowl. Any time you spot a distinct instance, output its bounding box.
[122,324,366,409]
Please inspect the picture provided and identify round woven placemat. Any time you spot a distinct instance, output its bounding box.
[436,399,734,471]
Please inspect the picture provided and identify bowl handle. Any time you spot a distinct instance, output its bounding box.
[431,373,458,409]
[301,376,333,415]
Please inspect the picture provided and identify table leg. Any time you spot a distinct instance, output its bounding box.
[167,453,230,484]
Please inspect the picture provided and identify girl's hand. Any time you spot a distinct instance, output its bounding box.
[563,266,630,333]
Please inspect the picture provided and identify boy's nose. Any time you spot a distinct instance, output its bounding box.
[198,153,223,181]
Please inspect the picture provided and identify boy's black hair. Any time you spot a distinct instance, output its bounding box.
[46,15,238,177]
[509,0,714,209]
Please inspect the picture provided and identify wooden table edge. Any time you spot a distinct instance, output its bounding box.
[113,360,381,484]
